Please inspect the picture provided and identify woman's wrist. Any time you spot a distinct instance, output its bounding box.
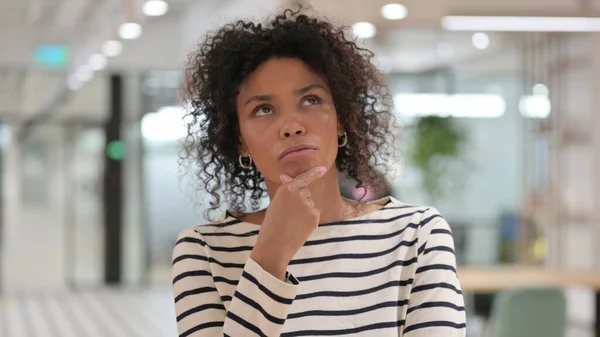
[250,248,288,281]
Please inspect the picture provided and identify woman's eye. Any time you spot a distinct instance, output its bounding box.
[254,106,273,116]
[302,96,320,106]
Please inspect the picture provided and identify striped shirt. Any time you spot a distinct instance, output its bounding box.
[171,197,467,336]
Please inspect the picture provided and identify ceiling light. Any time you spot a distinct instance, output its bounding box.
[119,22,142,40]
[68,75,82,91]
[102,40,123,57]
[75,65,93,82]
[472,32,490,50]
[141,106,187,142]
[352,22,376,39]
[442,16,600,32]
[533,83,549,96]
[520,95,551,118]
[89,54,107,71]
[381,4,407,20]
[142,0,169,17]
[394,93,506,118]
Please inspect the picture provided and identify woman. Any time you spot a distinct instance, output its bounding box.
[173,8,466,337]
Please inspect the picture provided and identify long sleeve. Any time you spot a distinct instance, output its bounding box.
[171,229,299,337]
[402,208,467,336]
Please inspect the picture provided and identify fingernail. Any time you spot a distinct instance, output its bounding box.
[317,166,327,173]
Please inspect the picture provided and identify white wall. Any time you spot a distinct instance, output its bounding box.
[389,73,523,265]
[2,126,70,291]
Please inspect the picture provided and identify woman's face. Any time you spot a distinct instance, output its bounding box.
[236,57,342,183]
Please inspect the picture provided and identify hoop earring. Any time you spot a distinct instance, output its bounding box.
[338,132,348,147]
[239,154,253,169]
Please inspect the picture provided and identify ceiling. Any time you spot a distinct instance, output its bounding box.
[1,0,597,70]
[0,0,191,124]
[309,0,600,27]
[0,0,597,125]
[306,0,598,73]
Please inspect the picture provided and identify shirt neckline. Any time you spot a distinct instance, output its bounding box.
[223,196,394,227]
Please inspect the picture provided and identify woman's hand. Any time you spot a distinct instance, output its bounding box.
[250,166,327,280]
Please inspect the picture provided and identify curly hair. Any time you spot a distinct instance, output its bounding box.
[181,8,397,219]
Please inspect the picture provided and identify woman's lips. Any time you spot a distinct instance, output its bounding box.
[279,144,317,160]
[280,148,316,160]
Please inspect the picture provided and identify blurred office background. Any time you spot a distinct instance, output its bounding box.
[1,0,600,336]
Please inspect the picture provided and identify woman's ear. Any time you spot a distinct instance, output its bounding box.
[337,121,344,136]
[238,137,248,156]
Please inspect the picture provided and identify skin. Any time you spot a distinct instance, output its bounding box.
[235,57,381,278]
[236,57,350,224]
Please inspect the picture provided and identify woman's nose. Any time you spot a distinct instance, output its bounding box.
[280,122,306,138]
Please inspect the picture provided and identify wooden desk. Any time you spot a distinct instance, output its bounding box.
[457,266,600,336]
[458,265,600,292]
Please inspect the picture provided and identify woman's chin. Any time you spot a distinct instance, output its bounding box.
[280,159,325,178]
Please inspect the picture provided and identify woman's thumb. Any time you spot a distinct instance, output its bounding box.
[280,174,293,183]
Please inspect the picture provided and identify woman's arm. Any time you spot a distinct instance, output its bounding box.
[172,228,299,337]
[402,208,467,336]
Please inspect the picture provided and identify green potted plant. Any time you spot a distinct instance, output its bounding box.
[408,116,469,201]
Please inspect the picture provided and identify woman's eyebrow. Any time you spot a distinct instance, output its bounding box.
[244,94,273,106]
[293,84,326,95]
[244,84,326,106]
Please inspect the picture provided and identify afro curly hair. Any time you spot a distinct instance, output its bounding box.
[181,8,397,219]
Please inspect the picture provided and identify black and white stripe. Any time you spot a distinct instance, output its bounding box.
[172,197,466,336]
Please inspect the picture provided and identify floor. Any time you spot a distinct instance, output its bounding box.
[1,287,596,337]
[0,287,177,337]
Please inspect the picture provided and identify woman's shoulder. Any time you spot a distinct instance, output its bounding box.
[175,211,257,246]
[372,196,443,221]
[373,196,451,238]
